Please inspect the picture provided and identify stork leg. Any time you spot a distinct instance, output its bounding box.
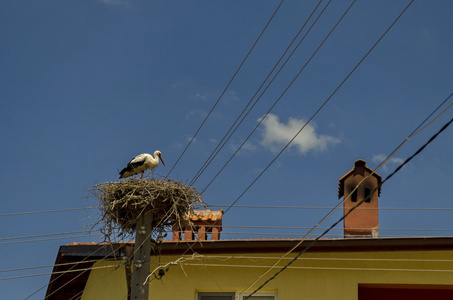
[140,172,144,179]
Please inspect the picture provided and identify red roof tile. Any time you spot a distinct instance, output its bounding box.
[189,209,223,222]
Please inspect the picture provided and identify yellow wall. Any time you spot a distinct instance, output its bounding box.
[81,250,453,300]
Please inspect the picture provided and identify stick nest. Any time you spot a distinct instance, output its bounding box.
[92,178,203,240]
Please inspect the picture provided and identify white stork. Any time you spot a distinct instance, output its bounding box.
[119,150,165,179]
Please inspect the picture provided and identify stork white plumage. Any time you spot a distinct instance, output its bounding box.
[119,150,165,179]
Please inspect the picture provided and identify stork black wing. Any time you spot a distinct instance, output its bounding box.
[119,156,146,178]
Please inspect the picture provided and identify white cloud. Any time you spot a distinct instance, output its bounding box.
[372,154,405,169]
[228,140,257,155]
[223,90,239,103]
[241,140,257,151]
[185,109,207,120]
[193,90,239,103]
[258,114,340,154]
[194,93,209,100]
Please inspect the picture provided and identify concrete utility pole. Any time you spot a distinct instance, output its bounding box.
[130,211,153,300]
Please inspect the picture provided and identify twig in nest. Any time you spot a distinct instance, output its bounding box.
[90,178,203,241]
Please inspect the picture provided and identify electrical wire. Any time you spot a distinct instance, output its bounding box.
[207,204,453,210]
[27,112,451,298]
[24,242,120,299]
[383,116,453,185]
[198,0,356,194]
[0,234,103,246]
[181,263,453,273]
[188,0,329,187]
[170,231,452,238]
[172,86,453,284]
[2,90,449,225]
[196,255,453,263]
[20,39,453,296]
[166,0,285,178]
[67,265,120,300]
[0,206,99,217]
[0,264,117,282]
[243,23,453,300]
[0,0,449,296]
[0,230,99,242]
[179,225,453,232]
[42,209,175,299]
[245,98,453,298]
[221,0,358,217]
[44,51,452,300]
[0,259,102,275]
[1,204,452,221]
[1,202,452,221]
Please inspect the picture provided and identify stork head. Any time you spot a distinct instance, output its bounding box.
[155,150,165,166]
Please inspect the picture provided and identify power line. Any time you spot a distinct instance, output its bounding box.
[4,225,451,249]
[207,204,453,211]
[221,0,358,216]
[245,96,453,298]
[240,90,453,297]
[198,255,453,263]
[171,225,453,232]
[1,205,452,221]
[0,264,116,282]
[188,0,329,187]
[0,259,101,275]
[24,245,107,299]
[182,247,453,269]
[177,89,452,276]
[2,93,450,222]
[0,230,99,242]
[42,241,137,300]
[0,206,99,217]
[26,72,453,300]
[207,90,453,260]
[173,231,453,238]
[42,210,175,299]
[373,93,453,172]
[166,0,285,178]
[382,116,453,185]
[198,0,356,194]
[407,92,453,137]
[0,234,103,246]
[0,202,451,239]
[67,266,119,300]
[32,100,451,296]
[183,263,453,273]
[26,94,451,293]
[2,203,452,220]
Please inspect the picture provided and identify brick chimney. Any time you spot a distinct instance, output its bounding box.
[172,209,223,241]
[338,159,381,238]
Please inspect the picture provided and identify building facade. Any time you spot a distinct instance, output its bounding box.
[46,238,453,300]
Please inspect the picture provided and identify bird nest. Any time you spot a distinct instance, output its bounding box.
[91,178,203,241]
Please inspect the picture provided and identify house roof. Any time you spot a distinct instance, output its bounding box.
[66,237,453,255]
[338,159,382,198]
[45,237,453,299]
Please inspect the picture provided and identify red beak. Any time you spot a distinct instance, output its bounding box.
[159,154,165,166]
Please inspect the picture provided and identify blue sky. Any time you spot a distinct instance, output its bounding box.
[1,0,453,298]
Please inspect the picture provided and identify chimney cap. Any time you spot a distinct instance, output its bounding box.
[338,159,382,198]
[355,159,366,167]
